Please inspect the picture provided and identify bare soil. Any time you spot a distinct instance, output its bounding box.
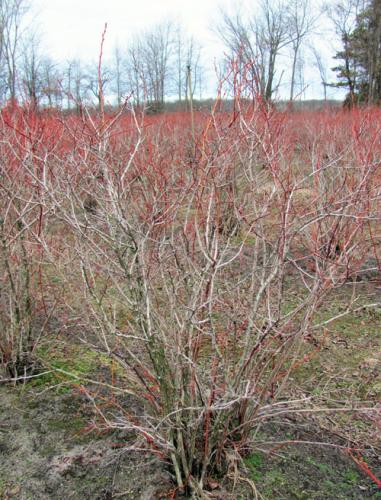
[1,381,380,499]
[0,386,171,499]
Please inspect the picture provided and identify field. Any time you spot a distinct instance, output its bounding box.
[0,99,380,498]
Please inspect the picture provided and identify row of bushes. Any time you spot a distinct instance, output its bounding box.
[0,92,380,495]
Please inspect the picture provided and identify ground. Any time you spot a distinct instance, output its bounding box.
[0,285,380,499]
[0,385,173,499]
[0,383,380,499]
[244,421,381,499]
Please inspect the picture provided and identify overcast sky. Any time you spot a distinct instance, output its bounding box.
[31,0,344,100]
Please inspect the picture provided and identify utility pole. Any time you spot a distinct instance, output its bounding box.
[187,64,195,151]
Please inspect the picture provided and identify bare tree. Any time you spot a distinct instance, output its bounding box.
[85,61,111,110]
[40,57,62,107]
[175,26,185,102]
[287,0,316,101]
[0,0,29,104]
[365,0,381,102]
[111,43,127,106]
[62,60,72,110]
[21,37,63,110]
[125,37,144,106]
[185,37,203,102]
[218,0,292,101]
[174,26,202,103]
[311,45,329,100]
[139,21,174,110]
[260,0,291,100]
[63,59,87,112]
[21,32,43,109]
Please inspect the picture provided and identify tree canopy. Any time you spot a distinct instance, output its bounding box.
[332,0,381,105]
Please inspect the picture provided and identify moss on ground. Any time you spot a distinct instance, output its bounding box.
[244,442,379,499]
[29,340,125,395]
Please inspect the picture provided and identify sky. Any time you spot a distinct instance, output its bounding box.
[32,0,230,61]
[30,0,344,100]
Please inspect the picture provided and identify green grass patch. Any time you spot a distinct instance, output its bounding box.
[30,342,114,392]
[244,452,263,481]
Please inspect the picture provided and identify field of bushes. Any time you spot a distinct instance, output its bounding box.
[0,96,380,498]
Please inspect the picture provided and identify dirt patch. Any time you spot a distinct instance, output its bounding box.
[0,386,171,499]
[1,383,380,499]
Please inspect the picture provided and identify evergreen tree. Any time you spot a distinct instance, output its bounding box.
[332,0,381,105]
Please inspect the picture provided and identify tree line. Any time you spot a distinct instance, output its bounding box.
[329,0,381,105]
[0,1,203,111]
[0,0,380,110]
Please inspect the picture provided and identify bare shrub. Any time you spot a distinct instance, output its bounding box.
[45,83,381,496]
[3,75,380,495]
[0,107,60,380]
